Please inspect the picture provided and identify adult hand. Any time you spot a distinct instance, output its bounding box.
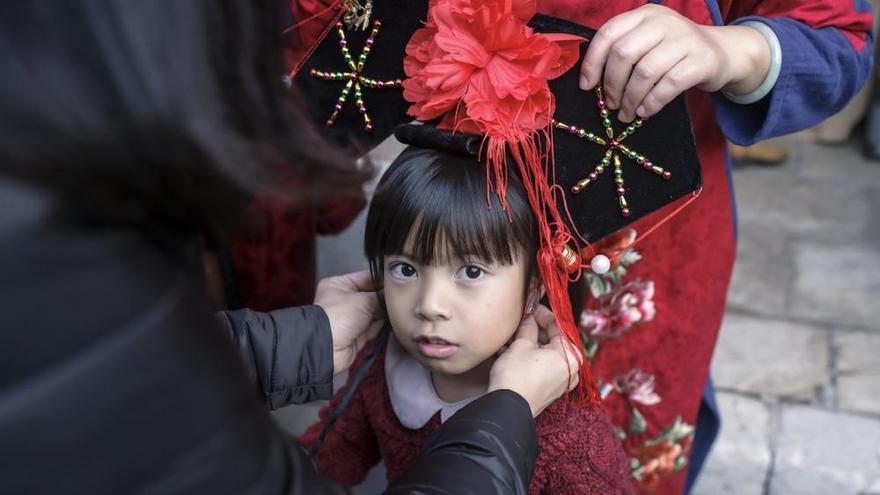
[314,270,384,375]
[488,305,581,417]
[580,4,771,122]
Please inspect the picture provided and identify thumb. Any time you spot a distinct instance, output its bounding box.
[533,305,561,339]
[514,315,539,344]
[366,319,385,340]
[340,270,377,292]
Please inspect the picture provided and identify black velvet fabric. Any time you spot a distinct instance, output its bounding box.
[394,124,483,156]
[293,2,428,152]
[393,14,703,243]
[539,15,702,242]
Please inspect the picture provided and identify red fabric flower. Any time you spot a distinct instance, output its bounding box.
[402,0,583,139]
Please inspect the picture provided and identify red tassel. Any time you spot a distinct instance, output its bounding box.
[484,131,602,409]
[538,245,602,409]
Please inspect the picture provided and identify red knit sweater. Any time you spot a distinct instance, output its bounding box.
[299,345,635,494]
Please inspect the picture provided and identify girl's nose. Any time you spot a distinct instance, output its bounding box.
[414,276,451,321]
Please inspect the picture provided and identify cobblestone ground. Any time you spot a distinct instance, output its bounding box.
[276,138,880,494]
[692,139,880,495]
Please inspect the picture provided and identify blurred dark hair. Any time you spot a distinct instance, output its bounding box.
[0,0,370,242]
[364,146,539,287]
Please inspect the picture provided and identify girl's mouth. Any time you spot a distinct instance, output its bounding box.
[414,336,459,359]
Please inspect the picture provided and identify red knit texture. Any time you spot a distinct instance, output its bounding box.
[300,345,636,494]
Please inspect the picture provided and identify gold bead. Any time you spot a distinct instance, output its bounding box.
[556,243,581,274]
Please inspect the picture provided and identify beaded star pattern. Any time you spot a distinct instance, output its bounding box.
[309,20,402,132]
[552,87,672,217]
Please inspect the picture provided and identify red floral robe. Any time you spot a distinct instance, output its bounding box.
[537,1,871,493]
[282,2,871,493]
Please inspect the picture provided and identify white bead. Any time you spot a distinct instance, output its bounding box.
[590,254,611,274]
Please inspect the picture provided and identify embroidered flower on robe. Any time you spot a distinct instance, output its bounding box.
[581,244,694,492]
[630,439,685,492]
[580,280,656,338]
[627,417,694,492]
[614,368,661,406]
[579,311,611,336]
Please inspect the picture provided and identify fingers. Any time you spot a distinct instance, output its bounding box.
[338,270,377,292]
[545,332,578,359]
[617,39,687,122]
[563,338,583,372]
[365,318,385,340]
[580,4,708,122]
[532,304,553,327]
[567,370,580,392]
[514,314,539,343]
[581,9,646,90]
[601,23,665,112]
[637,58,700,119]
[354,319,385,353]
[533,305,559,338]
[532,306,582,373]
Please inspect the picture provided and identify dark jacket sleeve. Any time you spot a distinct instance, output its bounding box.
[388,390,540,495]
[215,305,335,409]
[0,176,346,495]
[0,175,539,495]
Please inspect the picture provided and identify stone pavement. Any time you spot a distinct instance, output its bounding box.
[277,137,880,494]
[692,139,880,495]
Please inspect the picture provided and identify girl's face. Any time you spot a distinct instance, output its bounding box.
[383,246,532,377]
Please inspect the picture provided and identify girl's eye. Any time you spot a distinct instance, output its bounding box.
[457,265,485,280]
[390,262,417,279]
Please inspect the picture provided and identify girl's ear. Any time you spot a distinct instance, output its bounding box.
[525,278,545,316]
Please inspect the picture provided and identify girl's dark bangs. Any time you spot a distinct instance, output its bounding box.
[365,147,536,279]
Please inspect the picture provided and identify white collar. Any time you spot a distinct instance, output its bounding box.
[385,334,483,429]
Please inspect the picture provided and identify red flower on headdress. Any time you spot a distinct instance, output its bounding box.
[402,0,583,139]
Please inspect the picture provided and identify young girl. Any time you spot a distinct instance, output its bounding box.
[299,145,634,494]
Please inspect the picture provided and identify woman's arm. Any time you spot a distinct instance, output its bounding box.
[0,176,542,494]
[714,0,874,144]
[216,270,382,410]
[216,305,336,409]
[390,390,540,495]
[570,2,872,143]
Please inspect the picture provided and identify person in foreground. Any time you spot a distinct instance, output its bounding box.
[0,1,579,493]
